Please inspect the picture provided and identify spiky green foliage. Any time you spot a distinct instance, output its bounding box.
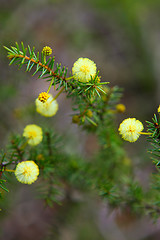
[4,42,67,88]
[146,114,160,167]
[4,42,111,127]
[4,42,108,98]
[1,42,160,221]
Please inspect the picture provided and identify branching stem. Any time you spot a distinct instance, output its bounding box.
[9,54,66,82]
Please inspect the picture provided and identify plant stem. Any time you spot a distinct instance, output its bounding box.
[140,132,152,135]
[65,76,73,81]
[9,54,66,82]
[52,86,65,101]
[47,77,54,93]
[4,169,15,173]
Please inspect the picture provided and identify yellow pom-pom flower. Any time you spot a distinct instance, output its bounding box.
[118,118,144,142]
[72,57,97,83]
[42,46,52,56]
[158,105,160,113]
[23,124,43,146]
[15,161,39,184]
[35,93,58,117]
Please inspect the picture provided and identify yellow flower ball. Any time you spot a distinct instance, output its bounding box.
[72,57,97,83]
[15,161,39,184]
[118,118,144,142]
[158,105,160,113]
[35,93,58,117]
[23,124,43,146]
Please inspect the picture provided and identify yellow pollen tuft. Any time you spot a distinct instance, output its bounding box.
[38,92,50,103]
[28,130,37,138]
[23,167,32,176]
[80,65,90,73]
[129,126,135,132]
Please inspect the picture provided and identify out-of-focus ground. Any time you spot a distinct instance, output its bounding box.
[1,0,160,239]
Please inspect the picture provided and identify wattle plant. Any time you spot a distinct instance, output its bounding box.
[0,42,160,220]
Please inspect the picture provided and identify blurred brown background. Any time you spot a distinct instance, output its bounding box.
[1,0,160,239]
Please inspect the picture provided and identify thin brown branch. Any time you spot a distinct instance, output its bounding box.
[9,54,66,81]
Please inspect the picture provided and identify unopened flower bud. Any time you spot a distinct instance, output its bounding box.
[37,154,44,161]
[38,92,50,103]
[86,110,93,118]
[72,115,80,124]
[42,46,52,56]
[116,104,126,113]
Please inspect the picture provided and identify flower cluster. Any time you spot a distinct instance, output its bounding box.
[4,44,110,185]
[15,56,98,184]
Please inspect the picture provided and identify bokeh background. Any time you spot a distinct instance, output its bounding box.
[1,0,160,239]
